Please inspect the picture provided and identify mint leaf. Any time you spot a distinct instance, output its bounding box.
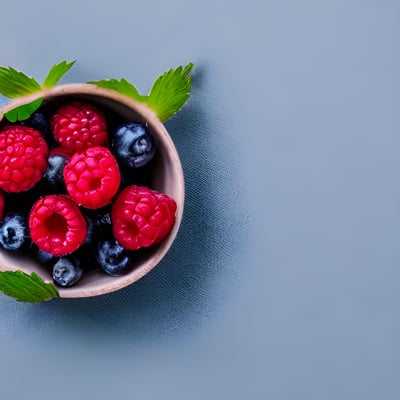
[0,60,77,122]
[146,63,193,121]
[89,63,194,121]
[5,99,43,122]
[0,270,59,303]
[43,60,76,88]
[0,66,41,98]
[88,78,147,103]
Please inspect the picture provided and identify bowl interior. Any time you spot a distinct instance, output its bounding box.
[0,85,185,298]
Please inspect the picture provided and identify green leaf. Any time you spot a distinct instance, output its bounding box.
[0,66,41,98]
[146,63,193,121]
[0,270,59,303]
[88,78,147,103]
[42,60,76,88]
[4,99,43,122]
[89,63,194,121]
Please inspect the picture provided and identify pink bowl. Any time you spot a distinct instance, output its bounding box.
[0,84,185,298]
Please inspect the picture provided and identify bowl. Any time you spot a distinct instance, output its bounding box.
[0,83,185,299]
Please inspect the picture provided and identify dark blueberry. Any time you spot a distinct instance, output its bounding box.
[0,214,28,251]
[94,210,111,230]
[36,248,58,268]
[83,214,96,245]
[112,122,156,169]
[81,207,111,243]
[95,235,134,276]
[43,153,67,190]
[52,257,83,287]
[85,206,112,232]
[117,162,153,188]
[26,112,52,143]
[73,244,98,271]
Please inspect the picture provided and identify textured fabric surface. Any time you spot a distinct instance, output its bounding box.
[1,1,400,399]
[0,88,248,337]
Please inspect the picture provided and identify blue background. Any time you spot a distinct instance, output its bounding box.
[1,1,400,398]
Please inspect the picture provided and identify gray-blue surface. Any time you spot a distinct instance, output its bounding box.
[1,1,400,399]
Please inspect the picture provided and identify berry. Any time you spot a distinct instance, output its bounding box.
[83,213,95,245]
[0,213,28,251]
[36,248,57,268]
[25,112,52,144]
[0,125,49,192]
[112,122,156,168]
[95,234,134,276]
[82,207,112,241]
[64,146,121,209]
[95,210,112,229]
[50,101,108,153]
[29,195,87,256]
[111,185,177,250]
[73,242,98,271]
[52,256,83,287]
[43,153,68,190]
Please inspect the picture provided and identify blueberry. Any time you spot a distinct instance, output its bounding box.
[95,235,133,276]
[73,244,98,271]
[52,257,83,287]
[85,206,112,231]
[43,153,67,189]
[0,214,27,251]
[81,207,111,244]
[112,122,156,168]
[36,248,57,268]
[94,210,111,230]
[26,112,52,142]
[83,214,95,245]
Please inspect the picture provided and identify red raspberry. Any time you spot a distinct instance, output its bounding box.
[29,195,87,256]
[111,185,177,250]
[0,125,49,192]
[64,146,121,209]
[50,101,108,153]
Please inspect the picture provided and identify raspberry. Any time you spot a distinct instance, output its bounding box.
[29,195,87,256]
[111,185,177,250]
[50,101,108,153]
[64,146,121,209]
[0,125,49,192]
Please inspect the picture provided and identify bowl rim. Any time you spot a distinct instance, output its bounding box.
[0,83,185,299]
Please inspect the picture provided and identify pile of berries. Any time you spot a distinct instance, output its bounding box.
[0,101,177,287]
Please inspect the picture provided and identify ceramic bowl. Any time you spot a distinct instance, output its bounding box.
[0,84,185,298]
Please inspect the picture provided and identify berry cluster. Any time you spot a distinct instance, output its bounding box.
[0,101,177,287]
